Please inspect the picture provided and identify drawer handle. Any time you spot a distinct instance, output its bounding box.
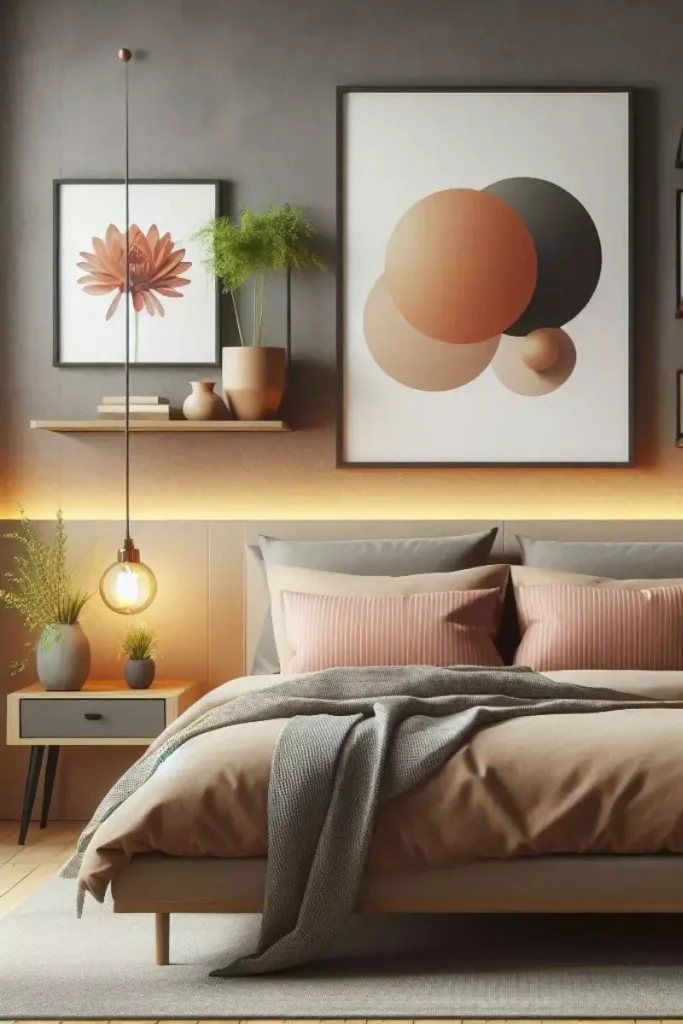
[84,712,102,721]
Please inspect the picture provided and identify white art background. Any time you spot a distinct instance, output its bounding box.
[58,182,217,364]
[343,92,631,464]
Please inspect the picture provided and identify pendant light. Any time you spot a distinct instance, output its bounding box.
[99,48,157,615]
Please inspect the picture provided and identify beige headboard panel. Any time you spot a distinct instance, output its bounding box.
[243,519,683,670]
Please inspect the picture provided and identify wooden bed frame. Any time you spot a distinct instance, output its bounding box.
[111,853,683,965]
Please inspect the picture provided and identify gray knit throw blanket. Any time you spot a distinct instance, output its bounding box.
[61,664,671,976]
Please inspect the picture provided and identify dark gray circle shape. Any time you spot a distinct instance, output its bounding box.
[483,177,602,337]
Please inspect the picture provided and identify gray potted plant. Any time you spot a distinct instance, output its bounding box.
[120,625,158,689]
[0,509,92,690]
[195,201,325,420]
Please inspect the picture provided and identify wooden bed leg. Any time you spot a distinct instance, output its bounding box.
[155,912,170,966]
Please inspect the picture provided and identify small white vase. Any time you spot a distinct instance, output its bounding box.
[36,623,91,691]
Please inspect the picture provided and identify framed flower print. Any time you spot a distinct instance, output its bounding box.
[53,179,220,366]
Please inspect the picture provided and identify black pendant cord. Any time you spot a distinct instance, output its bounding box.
[123,53,131,542]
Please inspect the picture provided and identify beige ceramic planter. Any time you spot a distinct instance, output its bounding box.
[222,346,286,420]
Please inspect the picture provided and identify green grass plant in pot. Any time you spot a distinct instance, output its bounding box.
[196,201,325,420]
[0,509,92,690]
[120,624,158,689]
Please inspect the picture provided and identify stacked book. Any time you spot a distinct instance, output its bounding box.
[98,396,170,420]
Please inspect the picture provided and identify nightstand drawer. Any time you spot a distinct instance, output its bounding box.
[19,697,166,739]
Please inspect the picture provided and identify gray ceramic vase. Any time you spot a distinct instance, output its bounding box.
[125,658,156,689]
[36,623,91,691]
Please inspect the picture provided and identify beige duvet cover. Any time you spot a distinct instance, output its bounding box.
[78,669,683,902]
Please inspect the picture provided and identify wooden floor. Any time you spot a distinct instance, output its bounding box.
[0,818,83,917]
[0,821,679,1024]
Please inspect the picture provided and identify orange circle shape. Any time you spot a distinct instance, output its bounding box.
[385,188,538,345]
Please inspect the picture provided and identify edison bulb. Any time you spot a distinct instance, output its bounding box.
[99,560,157,615]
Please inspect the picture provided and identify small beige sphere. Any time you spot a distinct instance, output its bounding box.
[521,328,564,372]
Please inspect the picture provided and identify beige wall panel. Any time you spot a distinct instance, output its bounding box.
[208,521,246,686]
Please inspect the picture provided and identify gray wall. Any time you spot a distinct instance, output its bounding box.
[0,0,681,520]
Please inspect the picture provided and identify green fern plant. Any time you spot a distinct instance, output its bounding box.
[195,201,325,346]
[0,509,92,673]
[120,625,157,661]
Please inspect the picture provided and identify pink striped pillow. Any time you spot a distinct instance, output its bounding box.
[514,585,683,671]
[279,588,503,673]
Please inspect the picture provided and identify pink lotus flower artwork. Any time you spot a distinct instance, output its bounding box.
[76,223,192,321]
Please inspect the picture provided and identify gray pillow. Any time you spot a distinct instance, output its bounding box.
[250,528,499,674]
[518,536,683,579]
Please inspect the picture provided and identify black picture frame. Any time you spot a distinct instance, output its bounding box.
[676,369,683,445]
[336,86,635,468]
[53,178,221,368]
[675,128,683,169]
[676,189,683,320]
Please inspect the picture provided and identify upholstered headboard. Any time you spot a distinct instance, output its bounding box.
[243,519,683,670]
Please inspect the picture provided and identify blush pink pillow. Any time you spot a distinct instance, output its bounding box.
[514,584,683,672]
[279,588,503,673]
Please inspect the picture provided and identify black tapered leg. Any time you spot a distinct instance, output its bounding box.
[18,745,45,845]
[40,746,60,829]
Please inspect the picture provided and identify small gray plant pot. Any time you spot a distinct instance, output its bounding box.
[36,623,91,691]
[125,658,156,689]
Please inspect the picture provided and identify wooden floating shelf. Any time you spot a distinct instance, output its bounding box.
[30,419,291,434]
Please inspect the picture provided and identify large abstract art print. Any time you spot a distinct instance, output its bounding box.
[54,179,220,366]
[337,88,632,466]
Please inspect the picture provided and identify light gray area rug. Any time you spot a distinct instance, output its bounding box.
[4,877,683,1018]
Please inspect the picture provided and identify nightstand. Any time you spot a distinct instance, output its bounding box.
[6,678,201,845]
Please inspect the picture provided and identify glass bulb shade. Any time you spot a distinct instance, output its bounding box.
[99,559,157,615]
